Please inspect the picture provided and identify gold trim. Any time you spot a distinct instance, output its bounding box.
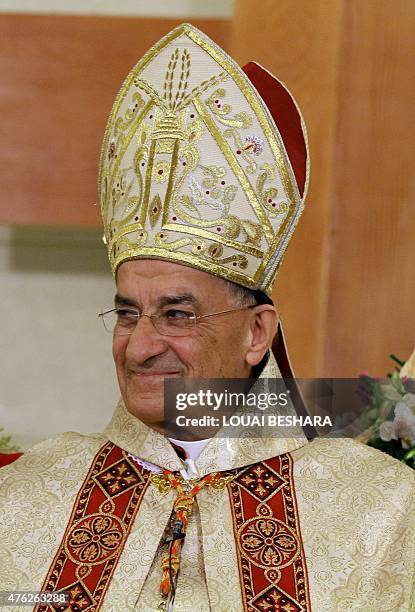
[114,246,256,287]
[150,471,235,495]
[140,139,157,225]
[253,211,295,283]
[105,101,153,221]
[162,223,263,258]
[109,223,144,252]
[162,138,180,225]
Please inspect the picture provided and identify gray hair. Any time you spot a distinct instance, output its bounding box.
[225,280,258,306]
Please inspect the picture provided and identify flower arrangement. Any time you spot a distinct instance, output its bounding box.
[357,349,415,469]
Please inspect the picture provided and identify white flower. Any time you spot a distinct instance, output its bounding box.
[379,420,396,441]
[400,348,415,379]
[379,402,415,449]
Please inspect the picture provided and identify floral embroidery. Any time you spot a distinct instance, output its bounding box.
[67,514,124,564]
[239,517,299,568]
[244,135,264,156]
[152,160,170,183]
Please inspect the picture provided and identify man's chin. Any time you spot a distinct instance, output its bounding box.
[122,372,184,429]
[124,395,164,427]
[133,373,181,408]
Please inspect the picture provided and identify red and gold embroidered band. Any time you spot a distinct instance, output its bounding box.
[35,442,151,611]
[228,453,311,611]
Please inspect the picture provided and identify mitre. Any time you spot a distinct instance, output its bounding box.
[99,23,308,294]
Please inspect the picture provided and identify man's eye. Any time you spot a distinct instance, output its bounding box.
[116,309,138,320]
[163,309,194,320]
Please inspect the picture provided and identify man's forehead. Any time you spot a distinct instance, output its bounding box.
[115,259,230,299]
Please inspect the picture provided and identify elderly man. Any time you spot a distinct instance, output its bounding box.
[1,24,414,612]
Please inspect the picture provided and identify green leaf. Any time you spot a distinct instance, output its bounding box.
[0,427,19,452]
[390,354,405,367]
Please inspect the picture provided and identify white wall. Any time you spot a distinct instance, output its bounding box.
[0,226,119,450]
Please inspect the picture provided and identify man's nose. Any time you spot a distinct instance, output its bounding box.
[124,315,168,363]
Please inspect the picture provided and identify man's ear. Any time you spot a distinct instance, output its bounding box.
[245,306,278,367]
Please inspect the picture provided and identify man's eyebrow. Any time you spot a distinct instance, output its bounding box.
[157,294,199,308]
[114,293,138,307]
[113,293,199,308]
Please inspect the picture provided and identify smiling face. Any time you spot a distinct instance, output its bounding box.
[112,259,277,431]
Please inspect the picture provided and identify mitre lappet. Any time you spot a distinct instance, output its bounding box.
[99,23,308,295]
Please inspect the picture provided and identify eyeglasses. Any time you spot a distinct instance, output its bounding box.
[98,304,256,337]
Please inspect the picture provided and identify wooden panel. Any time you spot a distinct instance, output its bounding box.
[324,0,415,375]
[0,14,230,226]
[231,0,342,376]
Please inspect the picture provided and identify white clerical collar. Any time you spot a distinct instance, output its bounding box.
[168,437,213,479]
[168,437,212,461]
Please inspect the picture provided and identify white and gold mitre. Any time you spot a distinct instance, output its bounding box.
[99,23,309,294]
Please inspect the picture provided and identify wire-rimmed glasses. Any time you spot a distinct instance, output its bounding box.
[98,305,256,337]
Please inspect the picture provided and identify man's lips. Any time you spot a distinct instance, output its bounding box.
[128,370,181,377]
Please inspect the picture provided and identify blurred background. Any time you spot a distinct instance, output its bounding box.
[0,0,414,449]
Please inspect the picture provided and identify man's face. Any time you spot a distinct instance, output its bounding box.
[113,259,256,429]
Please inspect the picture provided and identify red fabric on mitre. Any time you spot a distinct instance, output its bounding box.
[243,62,307,197]
[0,452,23,468]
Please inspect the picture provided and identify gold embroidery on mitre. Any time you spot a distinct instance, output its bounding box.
[99,24,308,293]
